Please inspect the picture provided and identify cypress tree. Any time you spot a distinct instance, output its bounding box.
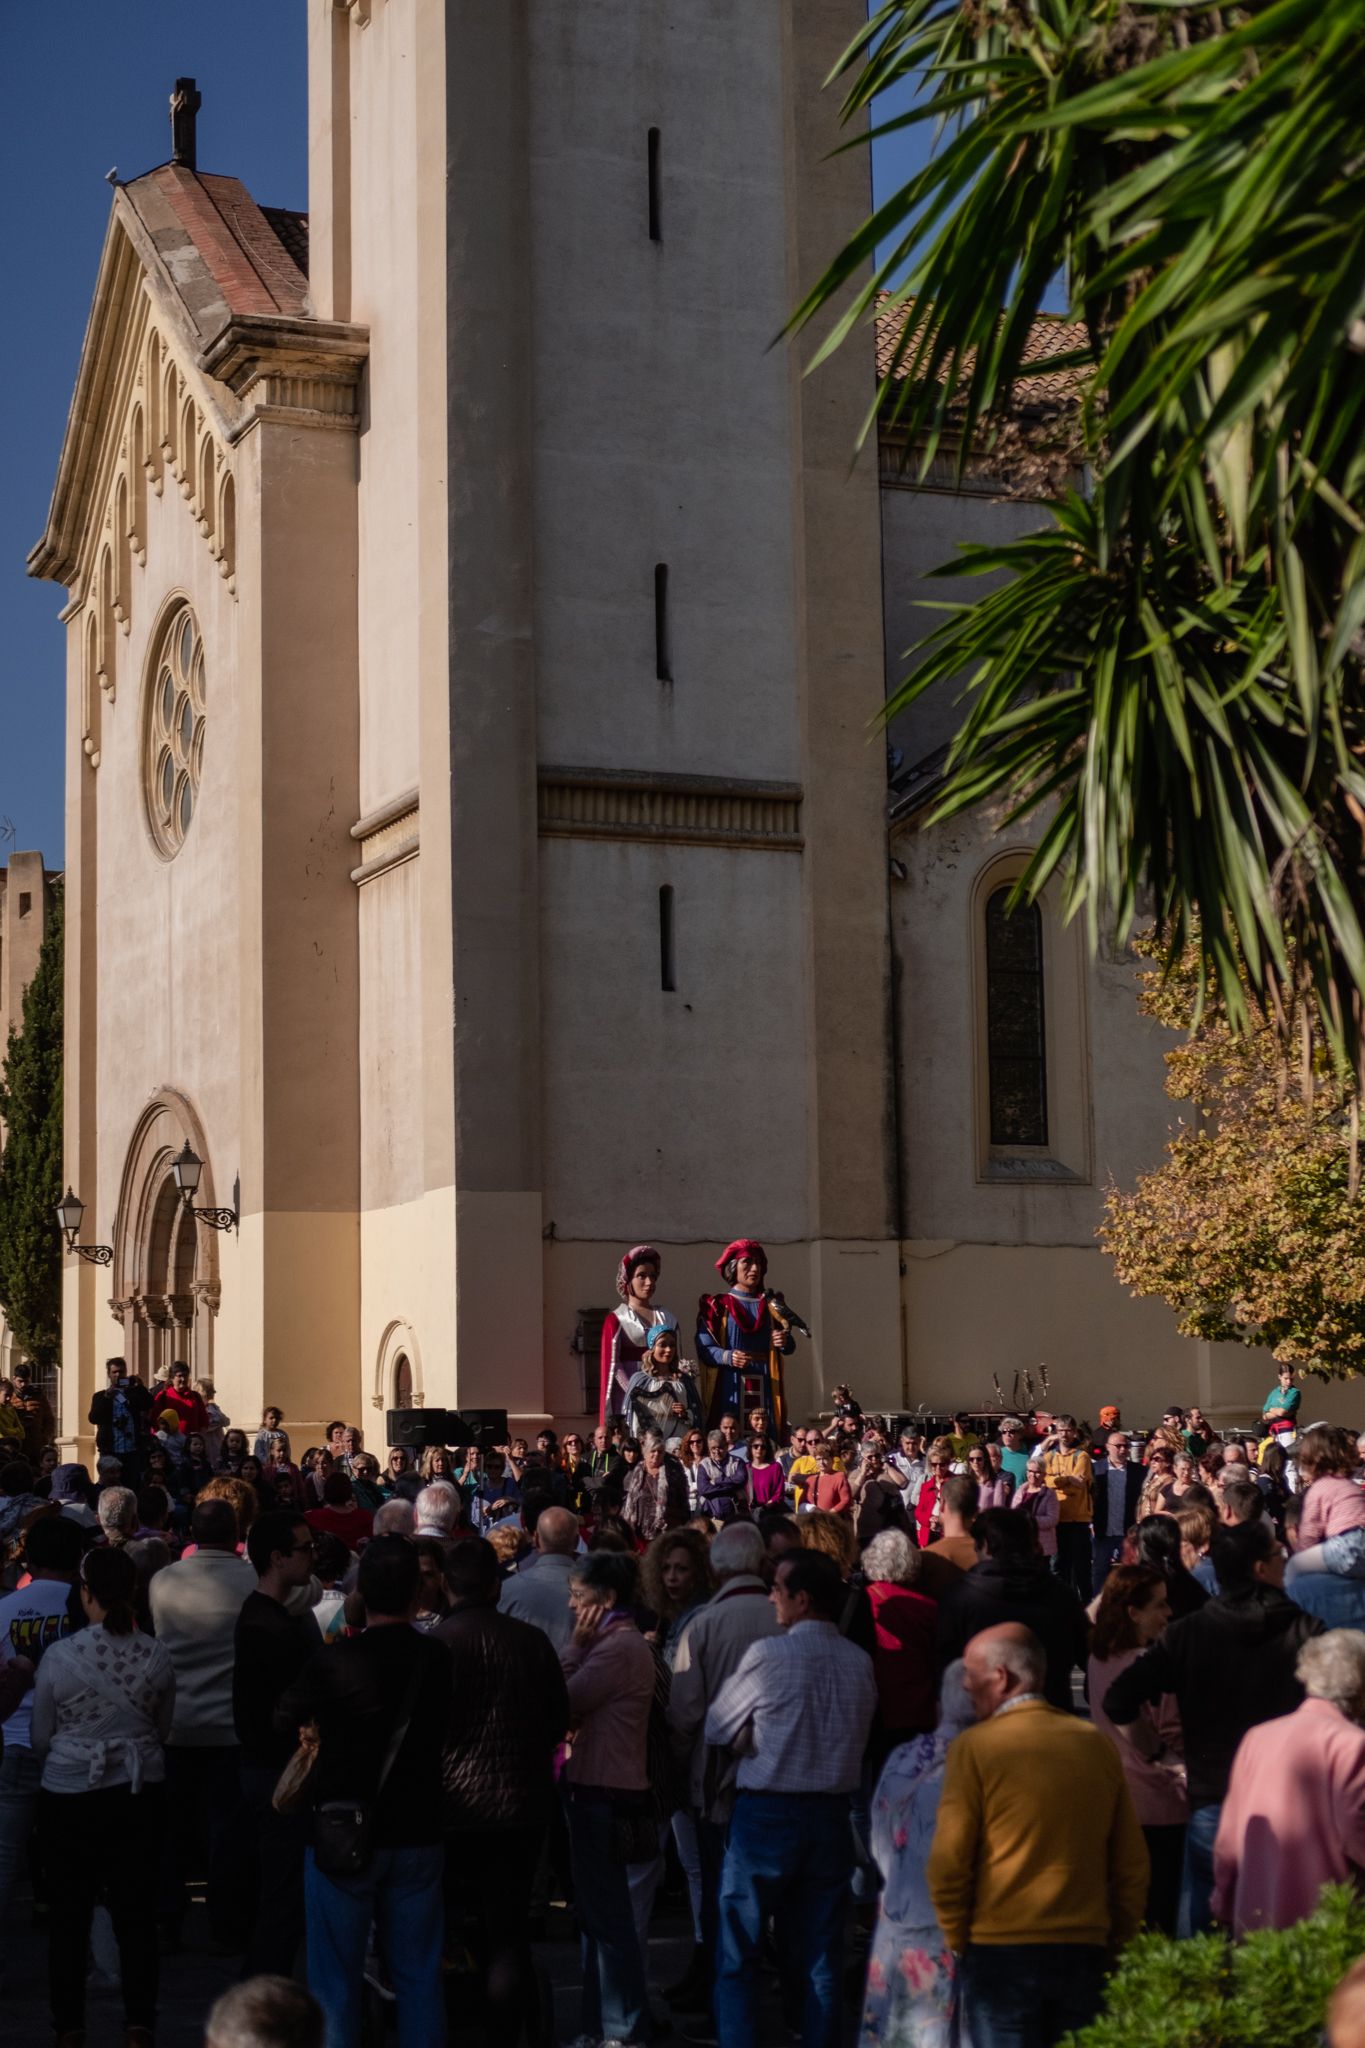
[0,888,63,1367]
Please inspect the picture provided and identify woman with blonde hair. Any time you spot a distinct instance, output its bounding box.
[1174,1502,1219,1593]
[418,1444,457,1486]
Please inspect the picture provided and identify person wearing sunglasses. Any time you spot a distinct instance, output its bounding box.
[968,1444,1015,1510]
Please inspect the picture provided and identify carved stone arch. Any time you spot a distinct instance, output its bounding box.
[162,359,180,472]
[113,472,132,631]
[112,1089,223,1384]
[372,1319,424,1414]
[198,432,216,537]
[217,471,236,590]
[81,609,99,760]
[96,546,116,698]
[144,332,163,490]
[179,397,198,503]
[129,406,148,559]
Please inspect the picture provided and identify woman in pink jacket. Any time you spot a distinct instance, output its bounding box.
[1212,1630,1365,1934]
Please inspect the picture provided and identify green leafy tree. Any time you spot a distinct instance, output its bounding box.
[0,889,64,1368]
[1101,935,1365,1373]
[794,0,1365,1073]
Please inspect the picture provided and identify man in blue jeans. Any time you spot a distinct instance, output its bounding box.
[704,1548,877,2048]
[274,1534,451,2048]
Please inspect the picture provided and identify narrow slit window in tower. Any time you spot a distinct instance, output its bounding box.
[659,885,676,992]
[654,563,671,682]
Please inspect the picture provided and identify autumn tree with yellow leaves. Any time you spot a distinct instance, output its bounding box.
[1102,943,1365,1376]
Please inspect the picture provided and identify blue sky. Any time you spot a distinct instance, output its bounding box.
[0,8,922,869]
[0,3,307,867]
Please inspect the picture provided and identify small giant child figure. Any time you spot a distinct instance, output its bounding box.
[624,1324,703,1447]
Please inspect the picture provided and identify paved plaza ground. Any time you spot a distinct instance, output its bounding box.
[1,1881,751,2047]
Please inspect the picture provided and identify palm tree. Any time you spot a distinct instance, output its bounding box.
[794,0,1365,1072]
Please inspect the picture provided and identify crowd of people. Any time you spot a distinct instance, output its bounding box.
[6,1345,1365,2048]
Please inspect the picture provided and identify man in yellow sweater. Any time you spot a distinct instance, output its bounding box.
[928,1623,1148,2048]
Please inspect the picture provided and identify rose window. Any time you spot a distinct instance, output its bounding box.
[144,605,206,857]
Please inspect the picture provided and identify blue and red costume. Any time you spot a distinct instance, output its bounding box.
[696,1239,794,1433]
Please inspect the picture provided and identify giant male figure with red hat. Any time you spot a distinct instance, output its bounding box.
[696,1240,797,1434]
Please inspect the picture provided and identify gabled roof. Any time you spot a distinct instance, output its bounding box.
[28,164,330,590]
[118,163,309,347]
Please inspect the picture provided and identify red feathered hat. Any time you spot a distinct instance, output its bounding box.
[716,1239,767,1275]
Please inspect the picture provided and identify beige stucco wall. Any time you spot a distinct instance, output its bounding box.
[538,837,810,1242]
[882,484,1216,1424]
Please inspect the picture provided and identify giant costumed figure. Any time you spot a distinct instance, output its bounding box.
[599,1244,675,1422]
[696,1238,806,1434]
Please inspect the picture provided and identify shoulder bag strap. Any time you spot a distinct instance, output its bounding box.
[375,1647,425,1797]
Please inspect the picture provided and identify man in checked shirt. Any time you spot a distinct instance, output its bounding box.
[704,1547,877,2048]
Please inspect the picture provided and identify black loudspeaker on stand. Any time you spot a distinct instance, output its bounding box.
[385,1406,509,1452]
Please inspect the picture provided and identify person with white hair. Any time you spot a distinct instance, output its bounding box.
[928,1622,1148,2048]
[205,1975,323,2048]
[861,1528,939,1766]
[1211,1629,1365,1934]
[97,1484,139,1545]
[372,1497,416,1538]
[413,1481,463,1546]
[859,1662,976,2048]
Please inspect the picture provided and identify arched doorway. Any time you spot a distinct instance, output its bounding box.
[111,1091,221,1382]
[373,1320,423,1418]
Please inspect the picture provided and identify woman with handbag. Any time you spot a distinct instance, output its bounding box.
[273,1534,451,2048]
[559,1549,657,2048]
[30,1545,175,2048]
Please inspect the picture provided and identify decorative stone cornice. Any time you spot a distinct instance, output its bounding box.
[537,767,803,851]
[350,788,419,886]
[200,315,369,439]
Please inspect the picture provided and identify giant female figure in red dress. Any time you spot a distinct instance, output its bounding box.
[599,1245,675,1422]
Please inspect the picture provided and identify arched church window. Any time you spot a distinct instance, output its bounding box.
[393,1353,413,1409]
[984,887,1047,1147]
[143,603,206,859]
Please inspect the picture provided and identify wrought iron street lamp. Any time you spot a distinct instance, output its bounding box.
[55,1188,113,1266]
[172,1141,239,1233]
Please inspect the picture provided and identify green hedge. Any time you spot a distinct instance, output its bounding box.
[1064,1886,1365,2048]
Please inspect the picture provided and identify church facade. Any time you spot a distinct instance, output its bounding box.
[32,0,1302,1454]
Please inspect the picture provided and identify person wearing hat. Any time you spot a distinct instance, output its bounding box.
[600,1245,676,1422]
[624,1322,703,1446]
[696,1240,796,1436]
[1089,1404,1123,1461]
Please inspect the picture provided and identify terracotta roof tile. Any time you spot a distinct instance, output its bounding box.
[874,298,1089,413]
[122,165,309,342]
[261,207,309,280]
